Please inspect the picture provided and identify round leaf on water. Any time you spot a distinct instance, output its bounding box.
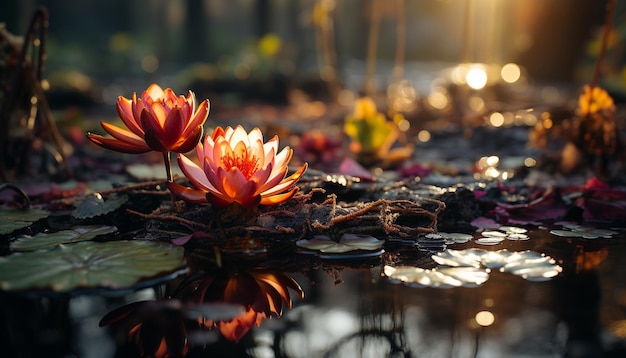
[0,240,186,292]
[0,208,50,235]
[296,234,384,254]
[10,225,118,251]
[73,194,128,219]
[384,265,489,288]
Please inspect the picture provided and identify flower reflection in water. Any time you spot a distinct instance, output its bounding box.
[100,268,303,356]
[100,300,245,357]
[176,268,304,342]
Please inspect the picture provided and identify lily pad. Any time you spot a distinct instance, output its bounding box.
[432,248,485,268]
[438,232,473,244]
[0,208,50,235]
[0,240,186,292]
[73,193,128,219]
[10,225,118,251]
[296,233,384,254]
[384,265,489,288]
[550,224,618,239]
[437,248,562,281]
[386,248,563,288]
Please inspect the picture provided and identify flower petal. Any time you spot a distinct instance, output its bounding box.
[182,99,209,137]
[116,96,144,137]
[162,107,186,148]
[260,187,299,205]
[86,133,151,154]
[230,126,250,148]
[175,125,203,153]
[145,83,165,99]
[220,167,255,199]
[101,122,147,148]
[251,162,273,189]
[167,182,208,204]
[177,153,216,192]
[261,163,307,197]
[141,109,168,152]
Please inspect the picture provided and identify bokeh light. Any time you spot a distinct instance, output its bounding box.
[500,63,521,83]
[475,311,495,327]
[417,130,431,142]
[489,112,505,127]
[466,66,488,90]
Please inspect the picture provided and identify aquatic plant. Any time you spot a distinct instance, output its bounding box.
[169,125,308,208]
[344,97,395,156]
[86,83,210,181]
[344,97,412,167]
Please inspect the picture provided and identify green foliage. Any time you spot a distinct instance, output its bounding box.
[0,208,50,235]
[10,225,118,251]
[344,112,394,154]
[0,240,186,292]
[73,194,128,219]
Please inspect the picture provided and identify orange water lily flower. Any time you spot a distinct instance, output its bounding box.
[87,83,209,154]
[169,125,307,207]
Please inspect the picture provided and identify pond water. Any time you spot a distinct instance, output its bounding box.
[2,226,626,358]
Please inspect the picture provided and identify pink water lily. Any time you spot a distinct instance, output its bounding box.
[168,125,307,207]
[87,83,209,154]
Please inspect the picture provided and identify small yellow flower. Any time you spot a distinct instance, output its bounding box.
[344,97,395,155]
[352,97,379,120]
[578,85,615,117]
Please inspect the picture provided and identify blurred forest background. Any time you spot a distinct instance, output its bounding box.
[1,0,623,108]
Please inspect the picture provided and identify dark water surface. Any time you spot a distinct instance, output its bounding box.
[2,227,626,358]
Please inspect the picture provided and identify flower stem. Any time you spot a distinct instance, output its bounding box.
[163,151,173,182]
[162,151,177,210]
[591,0,615,90]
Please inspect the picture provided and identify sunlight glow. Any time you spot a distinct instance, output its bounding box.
[427,90,449,110]
[489,112,505,127]
[397,118,410,132]
[475,311,495,327]
[524,157,536,167]
[417,130,431,143]
[466,66,488,90]
[501,63,521,83]
[469,96,485,112]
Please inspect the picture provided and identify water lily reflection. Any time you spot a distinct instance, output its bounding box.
[100,268,303,355]
[100,300,243,358]
[176,268,304,342]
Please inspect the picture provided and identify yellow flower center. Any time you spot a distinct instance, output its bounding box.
[222,148,260,179]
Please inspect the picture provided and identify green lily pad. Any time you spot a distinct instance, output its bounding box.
[0,208,50,235]
[0,240,186,292]
[72,194,128,219]
[10,225,118,251]
[296,233,384,253]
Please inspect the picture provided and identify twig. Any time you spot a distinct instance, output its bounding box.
[98,180,168,195]
[126,208,213,230]
[590,0,615,90]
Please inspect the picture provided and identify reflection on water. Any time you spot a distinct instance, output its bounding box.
[1,229,626,357]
